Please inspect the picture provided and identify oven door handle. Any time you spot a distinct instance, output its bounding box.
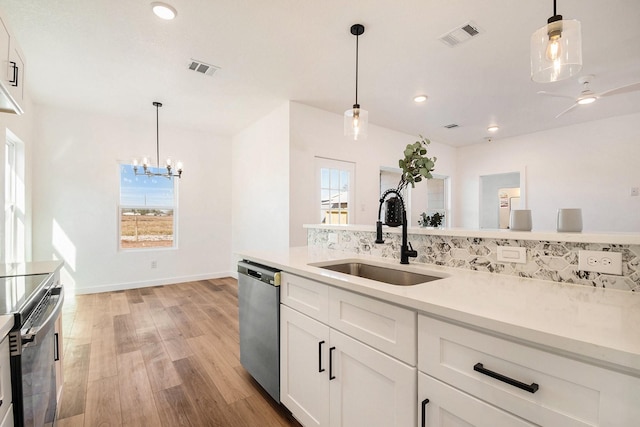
[22,286,64,348]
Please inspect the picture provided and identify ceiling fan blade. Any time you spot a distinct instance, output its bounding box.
[555,102,579,119]
[598,82,640,97]
[537,91,575,100]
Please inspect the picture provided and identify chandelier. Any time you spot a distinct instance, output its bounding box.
[133,101,183,179]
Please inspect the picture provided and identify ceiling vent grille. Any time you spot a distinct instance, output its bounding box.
[438,21,482,47]
[187,59,220,76]
[444,123,459,129]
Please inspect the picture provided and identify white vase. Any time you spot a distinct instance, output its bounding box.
[509,210,532,231]
[557,208,583,232]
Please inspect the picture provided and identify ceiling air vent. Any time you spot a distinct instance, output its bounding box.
[438,21,482,47]
[444,124,459,129]
[187,59,220,76]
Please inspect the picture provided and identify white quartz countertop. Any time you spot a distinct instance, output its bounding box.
[0,260,63,277]
[238,246,640,376]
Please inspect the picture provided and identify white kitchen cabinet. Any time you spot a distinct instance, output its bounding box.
[329,328,415,427]
[54,313,64,405]
[281,304,330,427]
[281,272,417,427]
[0,335,11,426]
[418,372,535,427]
[418,314,640,427]
[0,14,25,115]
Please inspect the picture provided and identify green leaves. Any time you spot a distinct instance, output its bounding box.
[398,135,437,189]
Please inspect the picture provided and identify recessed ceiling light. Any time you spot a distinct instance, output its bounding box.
[487,125,499,132]
[151,2,177,20]
[413,95,428,103]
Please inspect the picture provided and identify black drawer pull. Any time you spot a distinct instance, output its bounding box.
[474,363,539,394]
[329,346,336,380]
[420,398,429,427]
[318,341,325,372]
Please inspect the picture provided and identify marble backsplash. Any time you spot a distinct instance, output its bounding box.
[307,228,640,292]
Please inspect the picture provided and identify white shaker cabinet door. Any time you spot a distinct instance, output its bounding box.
[329,329,416,427]
[280,304,330,427]
[418,372,535,427]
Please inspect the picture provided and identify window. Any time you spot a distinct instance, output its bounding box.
[424,176,449,226]
[4,131,25,263]
[316,158,355,225]
[119,164,177,249]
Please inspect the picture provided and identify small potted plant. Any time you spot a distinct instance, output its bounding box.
[419,212,445,228]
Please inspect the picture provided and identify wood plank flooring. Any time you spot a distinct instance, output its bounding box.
[56,278,302,427]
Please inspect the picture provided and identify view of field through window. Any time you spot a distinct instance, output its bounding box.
[119,164,176,249]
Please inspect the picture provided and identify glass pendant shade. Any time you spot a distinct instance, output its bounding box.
[344,105,368,140]
[531,18,582,83]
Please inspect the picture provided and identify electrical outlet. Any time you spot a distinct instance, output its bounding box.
[578,250,622,275]
[151,260,157,269]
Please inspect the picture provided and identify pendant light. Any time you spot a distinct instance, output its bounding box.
[530,0,582,83]
[344,24,368,140]
[133,102,183,179]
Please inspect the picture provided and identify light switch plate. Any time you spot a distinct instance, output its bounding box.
[578,250,623,275]
[497,246,527,264]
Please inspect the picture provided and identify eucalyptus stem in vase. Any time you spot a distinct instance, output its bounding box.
[397,135,437,192]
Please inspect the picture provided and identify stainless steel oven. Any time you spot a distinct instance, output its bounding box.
[2,273,64,427]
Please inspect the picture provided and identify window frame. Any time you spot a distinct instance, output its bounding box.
[118,163,179,251]
[315,157,356,225]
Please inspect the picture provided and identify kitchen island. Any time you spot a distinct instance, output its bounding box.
[239,246,640,426]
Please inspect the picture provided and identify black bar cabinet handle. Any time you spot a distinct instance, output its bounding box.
[9,61,18,86]
[329,346,336,380]
[318,341,325,372]
[474,363,539,393]
[54,332,60,362]
[420,398,429,427]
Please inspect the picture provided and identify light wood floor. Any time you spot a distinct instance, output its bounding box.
[56,277,302,427]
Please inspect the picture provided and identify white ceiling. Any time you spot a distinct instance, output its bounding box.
[2,0,640,146]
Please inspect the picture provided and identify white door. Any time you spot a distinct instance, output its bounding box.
[418,372,535,427]
[280,305,330,427]
[329,329,416,427]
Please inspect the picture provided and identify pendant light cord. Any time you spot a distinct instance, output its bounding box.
[355,33,359,105]
[156,103,160,168]
[552,0,557,16]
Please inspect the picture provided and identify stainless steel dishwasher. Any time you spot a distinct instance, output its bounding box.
[237,260,281,402]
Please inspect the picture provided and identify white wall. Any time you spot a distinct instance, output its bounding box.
[32,104,233,294]
[289,102,457,246]
[231,102,290,261]
[455,112,640,232]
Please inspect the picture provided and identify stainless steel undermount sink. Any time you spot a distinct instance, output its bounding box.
[312,261,443,286]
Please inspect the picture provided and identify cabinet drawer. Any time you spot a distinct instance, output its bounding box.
[418,315,640,427]
[419,372,535,427]
[281,273,329,323]
[330,287,416,365]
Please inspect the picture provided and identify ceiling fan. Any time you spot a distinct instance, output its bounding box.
[537,75,640,118]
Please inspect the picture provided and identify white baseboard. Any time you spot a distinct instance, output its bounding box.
[71,271,235,295]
